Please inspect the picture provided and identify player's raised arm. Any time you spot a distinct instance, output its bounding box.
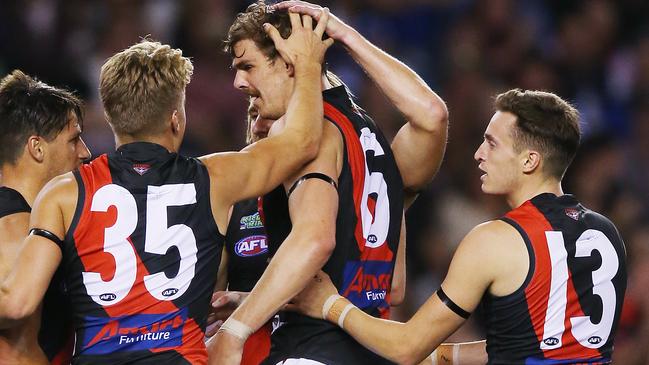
[273,1,449,192]
[200,11,334,212]
[0,174,76,327]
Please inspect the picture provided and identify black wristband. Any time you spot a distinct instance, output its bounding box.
[437,287,471,319]
[29,228,64,250]
[288,172,338,198]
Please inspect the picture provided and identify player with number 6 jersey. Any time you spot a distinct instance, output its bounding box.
[210,2,449,364]
[259,85,405,364]
[0,18,333,365]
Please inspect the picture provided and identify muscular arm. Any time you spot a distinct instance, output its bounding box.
[228,122,340,329]
[0,175,76,328]
[274,1,448,192]
[293,221,518,364]
[200,13,332,231]
[208,123,342,364]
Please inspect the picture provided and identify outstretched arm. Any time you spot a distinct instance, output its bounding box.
[273,1,448,192]
[290,221,512,364]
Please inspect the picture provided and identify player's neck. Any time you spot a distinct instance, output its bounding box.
[506,176,563,209]
[0,163,48,206]
[115,133,178,153]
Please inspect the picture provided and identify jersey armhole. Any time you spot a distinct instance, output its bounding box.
[64,170,86,245]
[489,217,536,301]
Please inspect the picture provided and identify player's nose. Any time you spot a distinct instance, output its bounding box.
[78,137,92,162]
[233,71,249,91]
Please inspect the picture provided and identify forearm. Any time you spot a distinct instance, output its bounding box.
[339,30,447,129]
[282,63,324,155]
[0,278,39,328]
[229,234,332,331]
[330,298,432,365]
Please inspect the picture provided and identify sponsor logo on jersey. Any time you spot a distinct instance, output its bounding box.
[132,163,151,175]
[240,212,264,230]
[234,235,268,257]
[81,309,187,354]
[341,261,392,310]
[565,208,580,220]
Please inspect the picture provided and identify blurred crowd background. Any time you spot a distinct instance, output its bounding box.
[1,0,647,362]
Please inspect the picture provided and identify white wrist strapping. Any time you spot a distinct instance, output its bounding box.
[453,343,460,365]
[337,303,354,329]
[322,294,343,320]
[218,317,254,341]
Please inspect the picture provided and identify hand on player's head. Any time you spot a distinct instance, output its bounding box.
[271,1,349,41]
[263,8,334,69]
[286,271,338,319]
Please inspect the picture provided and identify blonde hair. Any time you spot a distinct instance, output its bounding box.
[100,40,193,136]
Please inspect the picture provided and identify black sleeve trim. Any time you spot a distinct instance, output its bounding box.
[29,228,64,250]
[288,173,338,198]
[437,287,471,319]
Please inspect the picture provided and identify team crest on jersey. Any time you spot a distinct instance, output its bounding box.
[565,208,580,220]
[82,309,187,354]
[132,163,151,175]
[234,235,268,257]
[239,212,264,230]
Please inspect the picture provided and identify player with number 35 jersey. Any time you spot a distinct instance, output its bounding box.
[0,20,333,365]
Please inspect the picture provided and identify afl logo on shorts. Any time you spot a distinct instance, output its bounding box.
[235,235,268,257]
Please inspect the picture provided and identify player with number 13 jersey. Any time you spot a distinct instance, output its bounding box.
[486,192,626,363]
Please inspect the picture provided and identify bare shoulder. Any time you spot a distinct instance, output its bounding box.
[36,171,78,204]
[457,220,524,260]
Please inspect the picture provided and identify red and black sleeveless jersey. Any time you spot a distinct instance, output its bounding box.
[483,193,627,364]
[61,142,223,365]
[225,198,269,292]
[263,86,404,365]
[0,186,74,365]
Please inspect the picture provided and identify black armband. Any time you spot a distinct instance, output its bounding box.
[437,288,471,319]
[29,228,64,250]
[288,173,338,198]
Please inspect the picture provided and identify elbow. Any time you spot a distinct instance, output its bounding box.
[295,131,321,163]
[313,238,335,266]
[420,98,449,134]
[1,297,35,324]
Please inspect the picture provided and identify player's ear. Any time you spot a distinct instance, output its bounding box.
[170,110,181,135]
[286,61,294,77]
[522,150,541,174]
[26,135,45,163]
